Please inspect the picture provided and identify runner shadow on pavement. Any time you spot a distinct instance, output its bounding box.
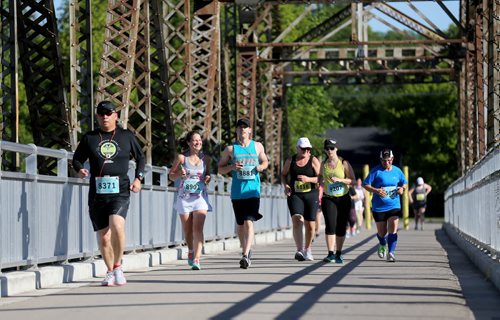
[209,235,375,320]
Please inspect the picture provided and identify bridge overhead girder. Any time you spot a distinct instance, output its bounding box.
[0,0,496,179]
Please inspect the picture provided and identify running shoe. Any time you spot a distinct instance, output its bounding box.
[323,253,335,263]
[191,259,201,270]
[377,244,387,259]
[101,271,116,286]
[387,252,396,262]
[304,250,314,261]
[187,251,194,266]
[113,266,127,286]
[334,254,344,264]
[240,255,251,269]
[294,250,305,261]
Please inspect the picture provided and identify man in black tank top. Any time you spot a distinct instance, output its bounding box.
[72,101,145,287]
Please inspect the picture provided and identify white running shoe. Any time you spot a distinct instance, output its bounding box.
[387,252,396,262]
[113,267,127,286]
[101,271,116,286]
[304,250,314,261]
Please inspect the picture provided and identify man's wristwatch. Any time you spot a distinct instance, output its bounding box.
[136,172,144,181]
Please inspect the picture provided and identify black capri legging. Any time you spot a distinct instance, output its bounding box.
[321,193,351,236]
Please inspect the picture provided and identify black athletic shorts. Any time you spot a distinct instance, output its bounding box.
[287,189,319,221]
[231,198,263,225]
[89,196,130,231]
[372,208,401,223]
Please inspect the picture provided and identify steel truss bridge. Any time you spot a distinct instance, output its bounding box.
[0,0,498,181]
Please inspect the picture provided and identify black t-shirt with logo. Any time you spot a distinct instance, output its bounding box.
[72,127,146,201]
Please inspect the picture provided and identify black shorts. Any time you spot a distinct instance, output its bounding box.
[287,189,319,221]
[89,196,130,231]
[412,203,426,210]
[372,209,401,223]
[232,198,263,225]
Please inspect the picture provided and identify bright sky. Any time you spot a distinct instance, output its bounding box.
[53,0,460,33]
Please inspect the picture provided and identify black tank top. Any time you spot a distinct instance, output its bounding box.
[290,155,317,193]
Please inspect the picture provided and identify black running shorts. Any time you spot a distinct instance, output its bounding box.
[89,196,130,231]
[372,208,401,222]
[231,198,262,225]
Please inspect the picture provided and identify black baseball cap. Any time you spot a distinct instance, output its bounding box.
[236,118,251,127]
[324,139,337,149]
[96,100,116,113]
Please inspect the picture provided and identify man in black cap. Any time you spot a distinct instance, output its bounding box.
[72,100,146,286]
[362,148,407,263]
[218,118,269,269]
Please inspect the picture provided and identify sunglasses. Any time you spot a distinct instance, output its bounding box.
[97,110,115,117]
[300,147,311,152]
[325,147,336,151]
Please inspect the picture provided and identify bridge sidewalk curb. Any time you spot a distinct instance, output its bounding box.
[0,228,292,297]
[443,223,500,292]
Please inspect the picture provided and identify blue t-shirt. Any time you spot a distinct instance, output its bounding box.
[231,140,261,199]
[363,164,407,212]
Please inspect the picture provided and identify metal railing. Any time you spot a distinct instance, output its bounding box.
[444,143,500,260]
[0,140,291,270]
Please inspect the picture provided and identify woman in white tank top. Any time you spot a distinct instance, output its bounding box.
[169,131,212,270]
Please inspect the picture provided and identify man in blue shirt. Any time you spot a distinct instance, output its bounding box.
[363,149,407,262]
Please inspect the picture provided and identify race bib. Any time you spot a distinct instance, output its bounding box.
[96,176,119,194]
[416,193,425,201]
[326,182,345,197]
[237,165,256,180]
[294,181,311,193]
[183,178,202,194]
[382,186,397,199]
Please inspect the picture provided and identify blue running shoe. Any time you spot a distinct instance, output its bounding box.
[334,255,344,264]
[191,259,201,270]
[323,253,335,263]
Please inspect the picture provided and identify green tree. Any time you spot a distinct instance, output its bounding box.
[286,86,341,158]
[378,83,459,191]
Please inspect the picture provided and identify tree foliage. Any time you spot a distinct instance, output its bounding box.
[286,86,341,158]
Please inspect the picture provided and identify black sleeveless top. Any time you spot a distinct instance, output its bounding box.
[290,155,317,194]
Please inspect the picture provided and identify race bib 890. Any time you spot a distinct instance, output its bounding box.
[183,178,202,194]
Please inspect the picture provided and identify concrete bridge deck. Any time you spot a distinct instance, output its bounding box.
[1,223,499,320]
